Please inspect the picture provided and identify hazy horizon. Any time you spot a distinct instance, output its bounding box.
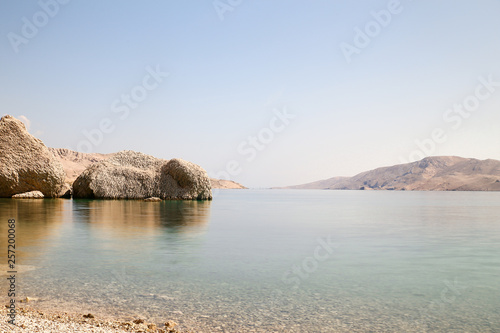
[2,1,500,188]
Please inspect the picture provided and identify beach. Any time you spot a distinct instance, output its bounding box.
[0,306,184,333]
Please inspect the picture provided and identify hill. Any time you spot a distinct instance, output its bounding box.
[280,156,500,191]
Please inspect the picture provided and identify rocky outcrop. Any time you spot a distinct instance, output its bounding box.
[58,183,72,199]
[50,147,245,189]
[0,115,65,198]
[12,191,44,199]
[73,151,212,200]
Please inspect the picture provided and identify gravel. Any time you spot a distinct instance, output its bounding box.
[0,307,185,333]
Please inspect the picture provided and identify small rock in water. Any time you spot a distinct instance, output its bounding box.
[144,197,162,202]
[165,320,178,328]
[83,313,95,319]
[133,318,145,324]
[12,191,44,199]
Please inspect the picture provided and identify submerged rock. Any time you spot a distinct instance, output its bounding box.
[0,115,65,198]
[73,151,212,200]
[12,191,44,199]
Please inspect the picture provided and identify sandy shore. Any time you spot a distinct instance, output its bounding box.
[0,307,187,333]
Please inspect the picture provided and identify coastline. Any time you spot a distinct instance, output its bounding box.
[1,306,187,333]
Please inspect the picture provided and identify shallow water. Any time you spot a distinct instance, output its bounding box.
[1,190,499,332]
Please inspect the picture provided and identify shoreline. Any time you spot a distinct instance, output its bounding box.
[1,306,188,333]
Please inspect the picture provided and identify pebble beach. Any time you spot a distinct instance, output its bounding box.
[0,307,184,333]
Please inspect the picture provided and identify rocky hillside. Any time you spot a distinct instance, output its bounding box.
[49,148,113,183]
[209,178,247,189]
[281,156,500,191]
[50,148,246,189]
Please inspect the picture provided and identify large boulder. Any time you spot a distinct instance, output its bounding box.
[73,151,212,200]
[0,115,66,198]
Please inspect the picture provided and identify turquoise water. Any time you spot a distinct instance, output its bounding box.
[1,190,499,332]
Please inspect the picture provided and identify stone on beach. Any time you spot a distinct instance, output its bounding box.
[165,320,179,328]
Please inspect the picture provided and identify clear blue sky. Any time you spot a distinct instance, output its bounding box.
[1,0,500,187]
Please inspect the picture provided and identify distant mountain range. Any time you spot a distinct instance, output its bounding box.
[49,148,246,190]
[278,156,500,191]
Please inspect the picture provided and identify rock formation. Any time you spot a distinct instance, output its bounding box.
[50,147,245,189]
[0,115,65,198]
[49,148,113,184]
[73,150,212,200]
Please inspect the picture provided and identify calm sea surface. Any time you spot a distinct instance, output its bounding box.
[1,190,499,332]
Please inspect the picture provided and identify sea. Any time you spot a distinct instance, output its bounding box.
[1,190,499,332]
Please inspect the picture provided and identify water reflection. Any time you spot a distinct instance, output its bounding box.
[0,199,69,263]
[0,199,212,257]
[73,199,211,235]
[0,199,212,275]
[0,199,69,300]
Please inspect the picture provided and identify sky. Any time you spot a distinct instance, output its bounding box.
[1,0,500,188]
